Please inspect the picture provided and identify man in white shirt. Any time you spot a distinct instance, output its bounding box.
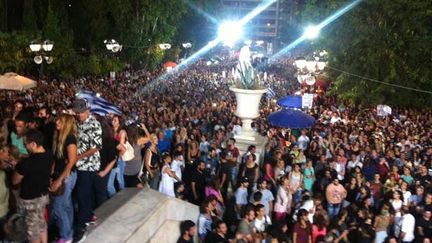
[347,154,362,171]
[399,206,415,243]
[297,130,310,151]
[330,113,342,124]
[235,177,249,218]
[250,179,274,216]
[171,152,184,181]
[254,204,271,236]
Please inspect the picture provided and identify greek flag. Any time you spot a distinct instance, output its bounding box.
[76,90,122,116]
[266,86,276,99]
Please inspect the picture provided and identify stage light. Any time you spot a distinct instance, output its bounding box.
[218,21,243,46]
[303,25,320,39]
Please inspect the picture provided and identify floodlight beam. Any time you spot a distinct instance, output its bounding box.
[269,0,363,63]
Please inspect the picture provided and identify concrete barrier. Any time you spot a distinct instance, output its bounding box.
[85,188,199,243]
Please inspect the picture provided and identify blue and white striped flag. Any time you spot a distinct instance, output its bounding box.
[266,86,276,99]
[76,90,122,116]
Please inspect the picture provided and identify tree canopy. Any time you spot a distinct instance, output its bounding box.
[0,0,193,77]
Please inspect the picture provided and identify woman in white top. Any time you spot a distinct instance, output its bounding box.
[390,190,403,236]
[159,153,180,197]
[274,176,292,221]
[400,180,411,205]
[289,164,304,205]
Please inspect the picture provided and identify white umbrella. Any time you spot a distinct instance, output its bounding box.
[0,73,37,91]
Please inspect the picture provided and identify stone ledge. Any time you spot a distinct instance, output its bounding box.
[85,188,199,243]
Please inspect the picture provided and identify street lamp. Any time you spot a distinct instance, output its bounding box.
[182,43,192,49]
[104,39,122,53]
[29,39,54,80]
[104,39,122,83]
[181,43,192,59]
[159,43,172,50]
[294,51,327,88]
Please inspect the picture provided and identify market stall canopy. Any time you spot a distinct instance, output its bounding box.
[0,72,37,91]
[163,61,177,68]
[277,95,302,108]
[267,108,315,129]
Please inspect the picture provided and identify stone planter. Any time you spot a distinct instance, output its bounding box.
[230,86,267,164]
[230,86,267,140]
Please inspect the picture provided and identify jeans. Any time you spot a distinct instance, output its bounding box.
[327,203,341,220]
[149,169,160,190]
[107,159,125,197]
[75,171,97,230]
[50,171,77,240]
[230,165,239,185]
[375,231,387,243]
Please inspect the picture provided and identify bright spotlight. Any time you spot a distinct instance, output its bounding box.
[218,21,243,46]
[303,25,320,39]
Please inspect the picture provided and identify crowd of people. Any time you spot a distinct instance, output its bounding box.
[0,57,431,243]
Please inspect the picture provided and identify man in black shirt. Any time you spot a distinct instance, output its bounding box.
[206,220,230,243]
[36,106,55,151]
[416,165,432,187]
[191,161,206,205]
[12,129,53,243]
[177,220,196,243]
[415,209,431,242]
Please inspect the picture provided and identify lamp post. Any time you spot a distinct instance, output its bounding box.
[181,43,192,58]
[29,40,54,80]
[294,51,327,92]
[104,39,122,82]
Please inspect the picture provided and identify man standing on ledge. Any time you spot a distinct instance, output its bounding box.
[72,99,102,243]
[13,130,53,243]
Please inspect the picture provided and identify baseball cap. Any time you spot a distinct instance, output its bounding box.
[72,99,89,113]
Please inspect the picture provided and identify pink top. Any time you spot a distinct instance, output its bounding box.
[312,225,327,243]
[264,163,275,182]
[205,187,219,198]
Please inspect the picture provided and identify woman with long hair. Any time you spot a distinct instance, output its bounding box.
[144,134,160,190]
[312,213,328,243]
[390,190,403,236]
[107,115,127,197]
[123,124,150,188]
[241,153,259,193]
[374,203,391,243]
[158,153,180,197]
[49,114,78,243]
[205,177,225,215]
[289,163,304,205]
[186,135,199,163]
[303,160,315,193]
[274,175,292,221]
[94,116,125,206]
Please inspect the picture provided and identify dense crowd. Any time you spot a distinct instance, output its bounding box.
[0,58,431,243]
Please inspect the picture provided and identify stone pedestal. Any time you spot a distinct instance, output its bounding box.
[230,87,268,164]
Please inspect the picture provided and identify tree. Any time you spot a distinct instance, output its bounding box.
[0,31,32,73]
[0,0,7,31]
[299,0,432,108]
[22,0,38,31]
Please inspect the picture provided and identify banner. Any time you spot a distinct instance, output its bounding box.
[302,93,314,108]
[377,105,392,117]
[110,71,116,80]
